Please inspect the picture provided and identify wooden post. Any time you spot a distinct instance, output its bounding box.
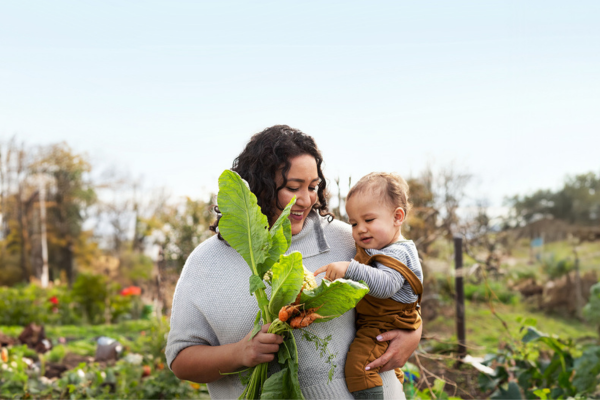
[454,237,466,360]
[572,238,584,320]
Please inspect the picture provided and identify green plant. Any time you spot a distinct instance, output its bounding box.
[0,319,209,399]
[464,281,519,305]
[71,273,108,324]
[583,281,600,336]
[478,323,600,398]
[47,345,67,363]
[0,284,46,325]
[542,254,574,280]
[401,363,461,400]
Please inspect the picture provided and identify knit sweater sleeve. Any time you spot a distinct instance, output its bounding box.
[345,260,405,298]
[166,240,221,369]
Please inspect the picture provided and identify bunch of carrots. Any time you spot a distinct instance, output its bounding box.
[279,303,326,329]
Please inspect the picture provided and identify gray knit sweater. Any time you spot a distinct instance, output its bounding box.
[166,211,405,399]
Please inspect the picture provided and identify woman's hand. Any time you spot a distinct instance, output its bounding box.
[238,323,284,368]
[365,324,422,372]
[171,323,283,383]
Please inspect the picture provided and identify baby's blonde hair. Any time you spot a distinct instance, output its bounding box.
[347,172,412,217]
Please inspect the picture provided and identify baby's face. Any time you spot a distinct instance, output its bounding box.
[346,193,402,250]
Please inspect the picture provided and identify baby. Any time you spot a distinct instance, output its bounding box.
[314,172,423,400]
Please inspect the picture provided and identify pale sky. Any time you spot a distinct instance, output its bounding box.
[1,1,599,207]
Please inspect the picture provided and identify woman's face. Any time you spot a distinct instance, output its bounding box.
[273,154,320,235]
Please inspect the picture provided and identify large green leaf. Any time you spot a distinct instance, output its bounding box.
[270,198,294,247]
[299,279,369,323]
[573,346,600,394]
[258,225,290,278]
[217,170,270,275]
[268,252,304,315]
[256,198,295,277]
[521,327,545,343]
[249,275,266,295]
[490,382,523,399]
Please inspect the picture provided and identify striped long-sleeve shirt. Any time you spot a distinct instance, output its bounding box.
[345,240,423,304]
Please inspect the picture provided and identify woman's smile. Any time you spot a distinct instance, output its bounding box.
[290,209,307,221]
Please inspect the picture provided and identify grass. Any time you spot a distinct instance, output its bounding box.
[424,300,598,356]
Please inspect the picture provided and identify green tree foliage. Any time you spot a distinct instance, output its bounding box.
[509,171,600,227]
[36,143,96,285]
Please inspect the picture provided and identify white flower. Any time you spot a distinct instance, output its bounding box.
[10,361,17,368]
[1,364,7,370]
[124,353,144,365]
[101,371,106,379]
[77,369,85,378]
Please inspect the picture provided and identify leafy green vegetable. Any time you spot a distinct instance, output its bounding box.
[300,278,370,323]
[261,335,303,400]
[249,275,267,295]
[268,252,304,316]
[218,171,270,276]
[257,197,295,278]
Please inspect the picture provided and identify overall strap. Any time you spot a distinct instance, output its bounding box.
[355,246,423,304]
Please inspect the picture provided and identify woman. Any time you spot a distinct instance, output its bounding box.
[166,125,422,399]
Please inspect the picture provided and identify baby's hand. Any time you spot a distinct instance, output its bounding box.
[314,262,350,281]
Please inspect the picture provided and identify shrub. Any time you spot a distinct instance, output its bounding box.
[464,281,519,305]
[0,281,138,326]
[0,284,47,326]
[71,273,108,324]
[542,254,574,280]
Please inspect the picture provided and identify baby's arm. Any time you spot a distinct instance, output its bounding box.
[314,259,405,298]
[314,261,350,281]
[345,260,405,298]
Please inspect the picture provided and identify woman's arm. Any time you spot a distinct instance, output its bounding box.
[171,324,283,383]
[365,324,422,372]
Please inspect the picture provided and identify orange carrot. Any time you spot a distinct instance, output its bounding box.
[289,312,326,328]
[278,304,302,322]
[293,292,302,305]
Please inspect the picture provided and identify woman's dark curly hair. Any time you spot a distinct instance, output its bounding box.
[210,125,334,239]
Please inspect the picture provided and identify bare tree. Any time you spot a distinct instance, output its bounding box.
[406,164,472,255]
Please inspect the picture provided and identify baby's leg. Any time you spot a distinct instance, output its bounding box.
[345,327,389,399]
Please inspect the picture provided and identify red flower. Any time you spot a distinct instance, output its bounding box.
[120,286,142,296]
[49,296,59,305]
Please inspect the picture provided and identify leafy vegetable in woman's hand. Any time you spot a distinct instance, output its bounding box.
[217,170,368,399]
